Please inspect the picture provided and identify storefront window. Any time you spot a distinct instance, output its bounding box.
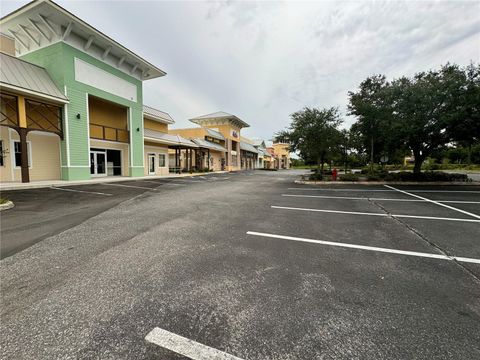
[13,141,31,167]
[159,154,166,167]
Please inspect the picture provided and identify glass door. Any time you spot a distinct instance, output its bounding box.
[90,150,107,176]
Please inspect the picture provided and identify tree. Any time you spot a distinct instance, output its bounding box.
[391,64,471,173]
[349,63,480,173]
[347,75,393,172]
[446,63,480,163]
[275,107,343,173]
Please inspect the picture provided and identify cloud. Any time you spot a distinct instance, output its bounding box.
[1,0,479,137]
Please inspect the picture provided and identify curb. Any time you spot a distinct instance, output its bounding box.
[0,201,14,211]
[294,180,480,185]
[0,171,230,192]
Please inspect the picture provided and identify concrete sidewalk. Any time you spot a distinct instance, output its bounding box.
[0,171,228,191]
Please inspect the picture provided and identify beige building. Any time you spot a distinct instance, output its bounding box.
[170,111,250,172]
[0,48,67,183]
[272,143,291,169]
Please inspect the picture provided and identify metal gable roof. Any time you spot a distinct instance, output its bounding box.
[192,138,227,152]
[205,127,225,141]
[189,111,250,129]
[144,129,198,147]
[0,52,68,103]
[143,105,175,124]
[240,141,259,154]
[1,0,166,81]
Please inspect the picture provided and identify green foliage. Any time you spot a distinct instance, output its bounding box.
[275,107,343,172]
[383,171,469,182]
[348,63,480,173]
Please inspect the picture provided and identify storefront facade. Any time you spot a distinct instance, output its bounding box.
[272,143,291,169]
[0,0,165,182]
[188,112,250,172]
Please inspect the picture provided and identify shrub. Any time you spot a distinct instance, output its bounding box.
[338,173,361,181]
[309,172,323,181]
[384,171,470,182]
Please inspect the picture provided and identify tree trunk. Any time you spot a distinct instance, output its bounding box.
[370,136,374,173]
[413,150,424,174]
[320,154,325,173]
[467,144,472,165]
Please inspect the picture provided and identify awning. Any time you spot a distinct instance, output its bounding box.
[144,129,198,148]
[143,105,175,124]
[205,127,225,141]
[0,52,68,104]
[192,138,227,152]
[240,141,259,154]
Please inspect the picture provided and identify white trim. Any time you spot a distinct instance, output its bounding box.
[7,129,14,181]
[147,153,156,175]
[61,165,90,168]
[90,149,107,177]
[246,231,480,265]
[129,107,133,169]
[12,140,32,169]
[141,117,145,167]
[85,93,91,160]
[384,185,480,220]
[63,86,70,167]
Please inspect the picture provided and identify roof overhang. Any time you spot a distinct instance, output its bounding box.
[0,0,166,81]
[190,114,250,129]
[143,105,175,125]
[0,82,68,104]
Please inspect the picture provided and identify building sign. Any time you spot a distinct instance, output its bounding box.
[231,130,238,138]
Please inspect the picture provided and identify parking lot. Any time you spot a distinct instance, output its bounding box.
[0,173,232,259]
[1,171,479,359]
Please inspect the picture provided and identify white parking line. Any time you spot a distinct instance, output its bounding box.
[281,194,480,204]
[103,183,157,190]
[246,231,480,264]
[50,186,112,196]
[287,188,480,193]
[271,205,480,223]
[145,327,244,360]
[173,179,204,183]
[135,180,165,185]
[385,185,480,220]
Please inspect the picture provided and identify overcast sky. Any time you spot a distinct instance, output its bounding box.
[2,0,479,140]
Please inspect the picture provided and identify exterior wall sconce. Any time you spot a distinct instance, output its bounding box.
[136,127,140,132]
[76,113,81,119]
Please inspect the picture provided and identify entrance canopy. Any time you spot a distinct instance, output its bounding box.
[240,141,259,154]
[192,138,227,152]
[0,52,68,104]
[144,129,197,148]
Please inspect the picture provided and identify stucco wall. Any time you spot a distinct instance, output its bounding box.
[1,128,61,182]
[144,119,168,133]
[144,144,169,176]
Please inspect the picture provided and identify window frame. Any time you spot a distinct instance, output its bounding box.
[12,140,32,168]
[158,153,166,167]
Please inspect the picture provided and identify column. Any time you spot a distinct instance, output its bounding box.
[17,96,29,183]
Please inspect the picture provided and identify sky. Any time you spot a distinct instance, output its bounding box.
[1,0,479,141]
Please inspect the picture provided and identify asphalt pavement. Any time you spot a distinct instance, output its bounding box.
[1,170,479,359]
